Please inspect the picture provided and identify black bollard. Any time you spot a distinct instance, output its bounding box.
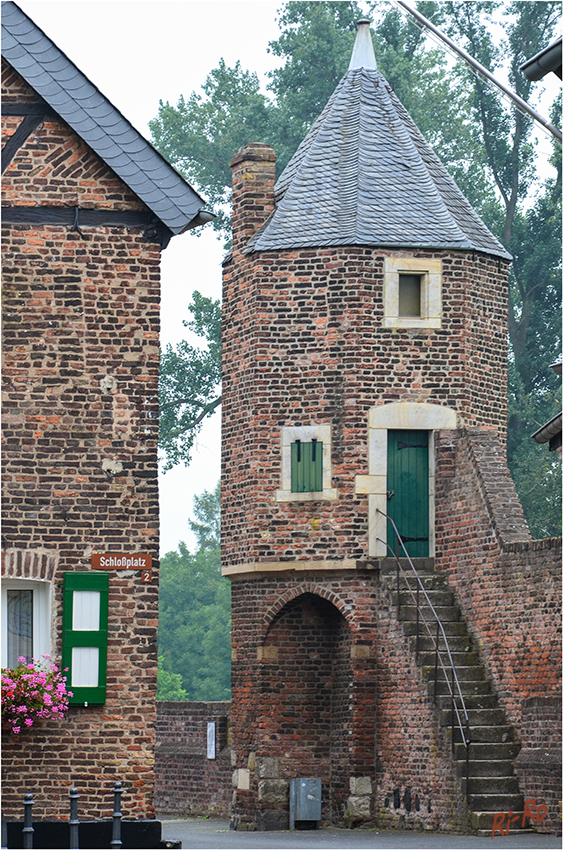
[110,782,123,848]
[69,787,79,850]
[23,793,34,850]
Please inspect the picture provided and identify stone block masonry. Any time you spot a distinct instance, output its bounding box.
[2,62,161,821]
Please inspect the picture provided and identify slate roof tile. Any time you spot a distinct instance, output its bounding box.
[247,35,510,260]
[2,1,208,237]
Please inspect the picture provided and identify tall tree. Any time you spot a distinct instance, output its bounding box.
[159,292,221,471]
[423,1,562,536]
[157,483,230,700]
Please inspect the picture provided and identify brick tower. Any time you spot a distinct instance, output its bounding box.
[222,20,561,834]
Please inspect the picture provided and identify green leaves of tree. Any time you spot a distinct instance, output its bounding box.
[157,483,230,701]
[150,61,271,235]
[159,292,221,471]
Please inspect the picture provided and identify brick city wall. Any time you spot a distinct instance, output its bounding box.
[435,428,562,730]
[514,695,562,834]
[1,62,161,820]
[155,702,232,817]
[229,574,466,832]
[222,146,510,571]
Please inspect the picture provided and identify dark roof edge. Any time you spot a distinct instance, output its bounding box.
[244,240,512,261]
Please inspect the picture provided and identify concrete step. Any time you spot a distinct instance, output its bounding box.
[454,741,520,761]
[436,693,499,710]
[451,725,515,744]
[422,664,487,683]
[385,573,449,591]
[379,557,437,576]
[468,794,524,813]
[431,679,491,698]
[418,649,481,668]
[399,604,461,622]
[405,620,469,637]
[409,634,474,654]
[440,707,508,728]
[462,776,521,795]
[456,759,515,778]
[472,810,528,832]
[392,589,456,608]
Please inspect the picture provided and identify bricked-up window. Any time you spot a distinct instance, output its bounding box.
[1,580,51,668]
[62,572,108,705]
[291,439,323,493]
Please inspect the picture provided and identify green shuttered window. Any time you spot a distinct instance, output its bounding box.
[291,439,323,493]
[62,572,109,705]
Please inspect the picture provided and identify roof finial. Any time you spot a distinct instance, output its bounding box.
[348,19,377,70]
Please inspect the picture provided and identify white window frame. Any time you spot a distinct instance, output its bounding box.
[383,256,442,329]
[275,424,338,502]
[1,578,52,667]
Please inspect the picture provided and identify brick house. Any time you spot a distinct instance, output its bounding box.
[222,20,561,834]
[1,2,210,844]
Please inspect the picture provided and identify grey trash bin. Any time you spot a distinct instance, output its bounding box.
[289,778,322,830]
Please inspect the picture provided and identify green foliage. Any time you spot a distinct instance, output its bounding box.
[427,0,561,536]
[150,60,271,235]
[157,655,188,702]
[159,292,221,471]
[157,483,231,701]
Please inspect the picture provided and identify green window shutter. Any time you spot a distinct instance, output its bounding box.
[62,572,109,705]
[291,440,323,493]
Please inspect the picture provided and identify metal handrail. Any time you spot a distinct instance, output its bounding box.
[376,509,471,802]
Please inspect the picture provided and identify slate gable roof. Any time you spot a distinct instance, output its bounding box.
[1,1,209,238]
[246,28,510,260]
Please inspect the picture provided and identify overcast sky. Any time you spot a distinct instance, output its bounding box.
[15,1,560,554]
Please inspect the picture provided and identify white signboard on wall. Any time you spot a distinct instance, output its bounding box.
[207,722,216,760]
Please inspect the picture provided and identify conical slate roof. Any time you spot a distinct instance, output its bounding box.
[246,22,510,260]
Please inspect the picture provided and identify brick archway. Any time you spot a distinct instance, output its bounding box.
[255,589,372,826]
[261,582,353,640]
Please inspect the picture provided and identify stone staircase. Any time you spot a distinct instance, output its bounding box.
[379,558,529,835]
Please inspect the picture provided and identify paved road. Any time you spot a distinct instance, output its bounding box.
[162,818,562,850]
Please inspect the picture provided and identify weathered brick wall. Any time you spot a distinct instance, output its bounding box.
[435,428,561,729]
[155,702,232,817]
[514,696,562,834]
[229,574,466,832]
[1,62,160,820]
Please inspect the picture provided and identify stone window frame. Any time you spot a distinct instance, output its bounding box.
[383,256,442,329]
[355,402,457,557]
[1,578,52,667]
[276,424,338,502]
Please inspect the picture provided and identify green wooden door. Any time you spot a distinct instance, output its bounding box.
[387,430,429,558]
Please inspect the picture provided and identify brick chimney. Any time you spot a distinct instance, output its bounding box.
[229,142,276,253]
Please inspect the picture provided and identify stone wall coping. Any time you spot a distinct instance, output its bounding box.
[222,559,358,578]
